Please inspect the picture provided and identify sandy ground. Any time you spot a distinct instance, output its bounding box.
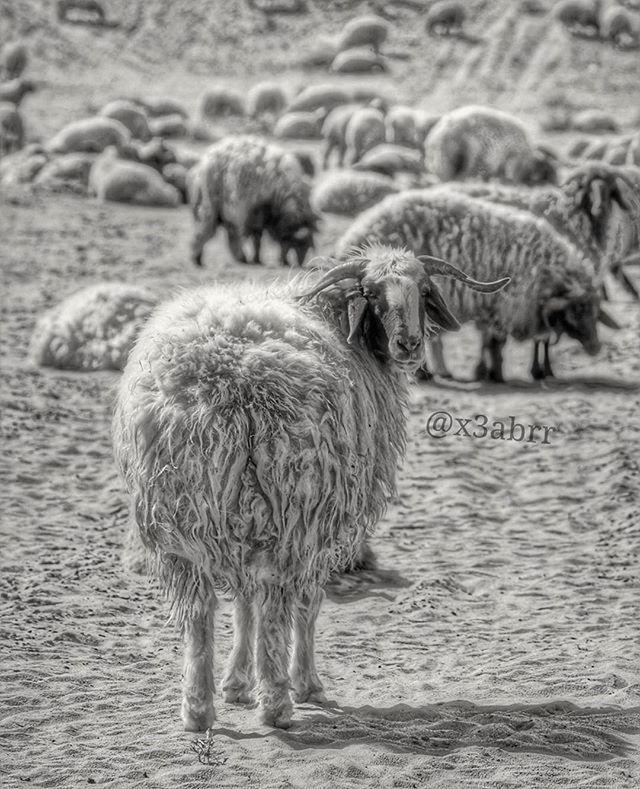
[2,1,640,786]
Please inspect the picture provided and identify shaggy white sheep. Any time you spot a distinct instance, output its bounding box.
[148,114,188,138]
[100,100,152,141]
[331,48,387,74]
[198,87,245,120]
[33,153,96,194]
[311,169,398,216]
[30,283,157,371]
[425,105,557,185]
[48,117,131,154]
[247,82,288,118]
[336,15,389,53]
[273,110,325,139]
[112,245,507,731]
[89,146,181,207]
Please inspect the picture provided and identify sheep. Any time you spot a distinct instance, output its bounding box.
[286,84,352,114]
[311,170,399,216]
[188,135,318,267]
[571,109,620,134]
[112,244,508,731]
[148,114,188,138]
[33,153,96,194]
[0,102,25,156]
[57,0,106,23]
[0,78,36,106]
[336,15,389,53]
[336,189,610,383]
[31,283,157,371]
[162,162,189,203]
[140,97,189,118]
[352,144,425,177]
[331,49,387,74]
[0,144,48,185]
[552,0,600,35]
[48,117,131,154]
[198,87,245,120]
[425,105,557,185]
[100,100,152,141]
[321,103,360,168]
[89,146,181,207]
[386,106,420,148]
[599,3,640,46]
[425,1,466,37]
[345,106,386,166]
[119,137,179,172]
[2,42,28,81]
[273,111,325,140]
[247,82,288,119]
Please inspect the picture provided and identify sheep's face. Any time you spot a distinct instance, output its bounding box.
[522,151,558,186]
[541,292,619,356]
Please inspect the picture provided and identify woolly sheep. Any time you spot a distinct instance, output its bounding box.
[345,106,386,165]
[120,137,179,172]
[0,77,36,106]
[89,146,181,207]
[331,49,387,74]
[311,170,399,216]
[141,97,189,118]
[2,42,28,81]
[247,82,288,118]
[162,162,189,203]
[198,87,245,119]
[552,0,600,34]
[100,100,152,141]
[31,283,157,371]
[571,109,620,134]
[188,135,318,267]
[274,111,325,139]
[336,189,608,383]
[287,84,351,114]
[425,105,557,185]
[48,117,131,154]
[599,4,640,46]
[148,114,188,138]
[425,1,466,36]
[386,106,420,148]
[352,144,425,177]
[0,102,24,156]
[112,245,507,731]
[336,15,389,53]
[321,103,359,168]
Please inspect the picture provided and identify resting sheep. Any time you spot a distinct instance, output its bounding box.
[188,135,317,267]
[48,117,131,154]
[198,87,245,120]
[425,105,557,185]
[311,170,398,216]
[331,49,387,74]
[30,283,157,371]
[2,43,28,81]
[425,1,466,37]
[247,82,288,119]
[89,147,181,207]
[112,244,507,731]
[336,15,389,53]
[337,189,609,383]
[100,100,152,141]
[352,144,425,177]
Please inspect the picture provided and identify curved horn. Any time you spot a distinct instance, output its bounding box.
[418,256,511,293]
[296,260,365,299]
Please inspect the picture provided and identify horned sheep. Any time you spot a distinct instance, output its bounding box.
[188,135,318,267]
[112,244,507,731]
[425,105,557,185]
[336,189,610,383]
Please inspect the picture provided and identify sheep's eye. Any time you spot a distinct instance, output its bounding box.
[364,290,377,301]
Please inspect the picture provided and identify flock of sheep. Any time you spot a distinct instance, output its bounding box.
[4,7,640,734]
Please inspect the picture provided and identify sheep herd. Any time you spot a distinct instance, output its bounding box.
[3,6,640,735]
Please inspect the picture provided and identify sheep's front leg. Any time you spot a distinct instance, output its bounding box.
[542,340,554,378]
[190,217,215,267]
[222,595,255,704]
[531,341,544,380]
[255,585,293,728]
[291,587,326,704]
[181,590,216,731]
[226,224,247,264]
[487,336,505,383]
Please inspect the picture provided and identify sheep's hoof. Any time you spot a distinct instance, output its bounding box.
[223,687,253,705]
[260,704,293,729]
[181,699,215,732]
[292,686,327,705]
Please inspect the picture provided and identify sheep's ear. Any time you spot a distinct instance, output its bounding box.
[423,282,460,333]
[347,294,368,344]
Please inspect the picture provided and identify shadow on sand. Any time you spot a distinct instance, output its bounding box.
[422,375,640,395]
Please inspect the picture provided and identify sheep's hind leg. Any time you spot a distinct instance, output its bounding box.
[222,595,255,704]
[181,587,217,731]
[291,587,326,704]
[531,341,544,380]
[190,217,215,267]
[226,224,248,264]
[255,585,294,728]
[542,340,554,378]
[487,336,505,383]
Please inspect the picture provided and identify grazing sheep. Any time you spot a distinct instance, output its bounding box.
[48,117,131,154]
[112,244,507,731]
[425,105,557,185]
[345,106,386,165]
[571,109,620,134]
[425,1,466,37]
[198,87,245,120]
[0,78,36,106]
[552,0,600,35]
[31,283,157,371]
[273,111,325,139]
[100,100,152,141]
[0,102,25,156]
[599,3,640,46]
[287,84,352,114]
[162,162,189,203]
[311,170,399,216]
[57,0,106,23]
[89,146,181,207]
[148,114,188,138]
[336,15,389,53]
[352,144,425,177]
[331,48,387,74]
[188,135,318,267]
[2,43,28,81]
[321,103,360,168]
[247,82,288,118]
[337,189,608,383]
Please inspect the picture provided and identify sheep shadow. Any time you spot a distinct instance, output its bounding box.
[422,375,640,394]
[325,564,411,603]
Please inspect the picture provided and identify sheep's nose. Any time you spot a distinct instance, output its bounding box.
[397,336,421,354]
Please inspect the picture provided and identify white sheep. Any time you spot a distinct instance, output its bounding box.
[351,144,425,177]
[425,1,466,37]
[321,103,360,169]
[100,100,152,141]
[89,146,181,207]
[311,169,399,216]
[336,15,389,53]
[273,110,325,139]
[247,82,288,119]
[331,48,387,74]
[386,106,419,148]
[148,114,188,138]
[112,245,507,731]
[425,105,557,185]
[571,109,620,134]
[198,87,245,120]
[0,144,48,185]
[345,106,386,165]
[0,102,24,156]
[30,283,157,371]
[286,84,352,114]
[48,117,131,154]
[33,153,96,194]
[1,42,28,81]
[140,97,189,118]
